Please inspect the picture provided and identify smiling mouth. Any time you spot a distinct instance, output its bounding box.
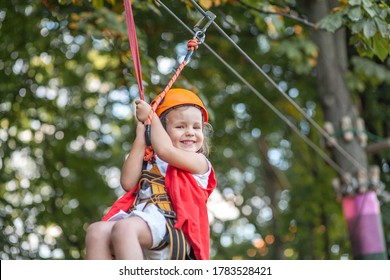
[181,140,195,144]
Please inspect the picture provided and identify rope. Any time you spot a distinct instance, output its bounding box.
[143,38,200,163]
[146,39,199,126]
[124,0,144,100]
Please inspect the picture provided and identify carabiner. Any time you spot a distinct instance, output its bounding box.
[193,10,216,44]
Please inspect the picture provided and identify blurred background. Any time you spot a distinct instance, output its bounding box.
[1,0,389,260]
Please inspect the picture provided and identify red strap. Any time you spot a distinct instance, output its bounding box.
[124,0,144,100]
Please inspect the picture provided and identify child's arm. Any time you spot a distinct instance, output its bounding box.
[135,100,208,174]
[120,122,146,192]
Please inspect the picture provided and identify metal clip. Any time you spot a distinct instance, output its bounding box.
[193,11,216,44]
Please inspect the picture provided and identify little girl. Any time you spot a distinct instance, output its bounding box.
[85,88,217,260]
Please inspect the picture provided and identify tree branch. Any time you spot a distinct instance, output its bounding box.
[237,0,318,29]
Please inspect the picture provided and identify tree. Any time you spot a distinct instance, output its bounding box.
[302,0,389,259]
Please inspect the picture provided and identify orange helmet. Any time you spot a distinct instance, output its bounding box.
[153,88,209,123]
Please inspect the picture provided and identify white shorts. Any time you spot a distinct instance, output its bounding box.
[108,203,170,260]
[130,203,171,260]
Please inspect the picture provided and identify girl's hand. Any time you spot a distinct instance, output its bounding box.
[135,100,151,123]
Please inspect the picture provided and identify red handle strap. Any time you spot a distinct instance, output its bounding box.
[124,0,144,100]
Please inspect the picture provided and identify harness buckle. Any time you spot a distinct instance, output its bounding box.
[193,11,216,44]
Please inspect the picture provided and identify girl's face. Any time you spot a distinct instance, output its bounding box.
[165,106,204,153]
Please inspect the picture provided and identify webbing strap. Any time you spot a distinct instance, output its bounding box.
[166,218,188,260]
[129,165,191,259]
[150,218,189,260]
[124,0,144,100]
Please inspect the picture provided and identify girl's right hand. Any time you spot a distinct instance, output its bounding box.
[135,100,151,123]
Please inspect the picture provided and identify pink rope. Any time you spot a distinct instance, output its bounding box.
[124,0,144,100]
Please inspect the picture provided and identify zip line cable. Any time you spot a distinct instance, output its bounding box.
[150,1,388,242]
[187,0,366,172]
[153,0,346,176]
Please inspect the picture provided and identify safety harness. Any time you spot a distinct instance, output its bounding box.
[129,163,191,259]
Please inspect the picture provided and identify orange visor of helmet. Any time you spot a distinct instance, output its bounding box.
[153,88,209,123]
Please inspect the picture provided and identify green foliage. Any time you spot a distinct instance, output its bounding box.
[318,0,390,61]
[0,0,139,259]
[350,56,390,88]
[1,0,389,260]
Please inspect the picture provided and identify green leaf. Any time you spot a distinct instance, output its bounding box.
[352,56,390,84]
[378,7,388,20]
[349,34,360,45]
[363,6,376,17]
[351,20,365,34]
[374,17,388,37]
[348,0,362,6]
[372,35,389,61]
[362,0,372,8]
[92,0,104,9]
[317,13,343,33]
[363,19,377,38]
[355,36,374,58]
[348,6,362,21]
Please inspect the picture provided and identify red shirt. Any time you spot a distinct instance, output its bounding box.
[102,165,217,260]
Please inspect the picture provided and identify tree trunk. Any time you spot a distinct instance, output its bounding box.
[306,0,366,172]
[258,137,287,260]
[303,0,387,259]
